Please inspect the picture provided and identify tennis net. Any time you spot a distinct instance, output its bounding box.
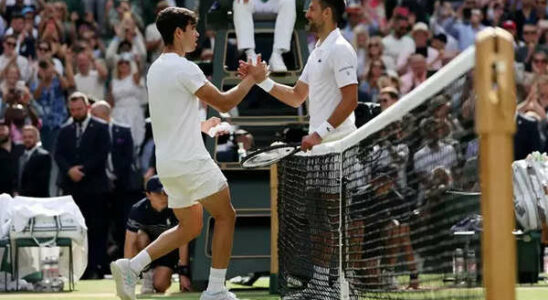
[277,47,486,300]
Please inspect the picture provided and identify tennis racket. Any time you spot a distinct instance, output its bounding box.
[240,142,301,169]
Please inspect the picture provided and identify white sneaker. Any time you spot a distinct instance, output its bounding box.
[140,270,154,294]
[110,259,138,300]
[269,52,287,72]
[200,288,239,300]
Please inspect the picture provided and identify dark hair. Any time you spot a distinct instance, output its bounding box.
[156,7,197,46]
[11,13,23,20]
[318,0,346,24]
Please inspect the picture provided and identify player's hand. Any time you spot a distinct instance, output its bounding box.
[237,59,249,78]
[201,117,221,133]
[179,275,193,292]
[301,132,322,152]
[247,54,269,83]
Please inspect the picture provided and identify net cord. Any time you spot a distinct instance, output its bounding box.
[298,46,476,157]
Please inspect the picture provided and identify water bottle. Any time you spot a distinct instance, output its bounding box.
[453,248,465,283]
[543,248,548,273]
[466,249,477,285]
[237,142,247,162]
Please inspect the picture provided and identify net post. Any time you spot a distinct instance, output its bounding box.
[270,163,279,294]
[475,28,516,300]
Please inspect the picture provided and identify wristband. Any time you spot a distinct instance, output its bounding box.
[315,121,335,139]
[257,78,275,92]
[176,265,191,277]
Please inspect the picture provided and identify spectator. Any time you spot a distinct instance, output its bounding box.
[519,51,548,91]
[430,33,456,66]
[55,92,110,279]
[378,86,399,112]
[513,0,538,39]
[0,35,30,82]
[342,4,367,43]
[447,8,485,51]
[397,22,442,74]
[382,7,414,66]
[516,23,548,69]
[31,57,72,150]
[359,58,385,102]
[70,48,108,100]
[233,0,296,72]
[106,0,144,35]
[17,124,50,197]
[4,101,38,142]
[124,176,192,294]
[400,54,428,94]
[105,16,146,68]
[366,36,395,71]
[83,0,107,35]
[1,0,26,24]
[30,39,63,82]
[352,24,369,80]
[6,12,36,58]
[108,52,146,149]
[0,118,23,195]
[90,100,135,260]
[145,1,169,64]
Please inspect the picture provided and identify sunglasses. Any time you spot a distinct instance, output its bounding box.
[534,58,547,63]
[4,41,15,47]
[38,47,50,52]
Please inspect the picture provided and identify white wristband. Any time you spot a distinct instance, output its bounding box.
[315,121,335,139]
[257,78,275,92]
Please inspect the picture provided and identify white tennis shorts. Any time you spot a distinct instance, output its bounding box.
[161,159,228,209]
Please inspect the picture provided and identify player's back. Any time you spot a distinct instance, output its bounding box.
[146,53,210,177]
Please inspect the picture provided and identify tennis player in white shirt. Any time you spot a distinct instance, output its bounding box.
[239,0,358,151]
[110,7,268,300]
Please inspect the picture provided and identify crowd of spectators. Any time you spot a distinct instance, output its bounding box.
[0,0,546,284]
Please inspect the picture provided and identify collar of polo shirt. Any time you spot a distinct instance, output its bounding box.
[315,28,342,49]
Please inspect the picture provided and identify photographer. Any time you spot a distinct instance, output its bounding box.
[31,57,72,150]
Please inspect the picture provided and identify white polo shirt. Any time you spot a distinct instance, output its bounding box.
[146,53,210,177]
[299,28,358,138]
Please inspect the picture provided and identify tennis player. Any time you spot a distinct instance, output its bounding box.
[239,0,358,150]
[110,7,268,300]
[238,0,357,297]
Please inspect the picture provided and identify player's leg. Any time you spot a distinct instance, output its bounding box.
[233,0,256,61]
[270,0,296,72]
[111,204,203,300]
[198,186,238,299]
[136,230,155,294]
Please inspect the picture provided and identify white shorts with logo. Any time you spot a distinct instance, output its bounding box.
[160,159,228,209]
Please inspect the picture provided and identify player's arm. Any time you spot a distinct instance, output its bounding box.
[325,83,358,129]
[196,58,268,113]
[267,80,309,108]
[195,78,255,113]
[124,230,139,258]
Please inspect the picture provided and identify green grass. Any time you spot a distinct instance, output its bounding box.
[0,278,545,300]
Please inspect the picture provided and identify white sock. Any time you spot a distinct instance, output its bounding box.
[129,250,151,274]
[206,268,227,293]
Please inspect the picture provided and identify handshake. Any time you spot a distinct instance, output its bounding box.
[237,54,273,91]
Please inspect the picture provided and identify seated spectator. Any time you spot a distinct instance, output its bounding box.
[108,52,146,150]
[359,58,385,102]
[400,54,428,95]
[0,35,30,83]
[17,124,50,197]
[430,33,457,66]
[519,51,548,91]
[31,57,72,150]
[397,22,442,74]
[352,24,369,79]
[376,70,401,93]
[233,0,296,72]
[125,176,192,294]
[69,47,108,100]
[378,86,399,112]
[515,23,547,68]
[366,36,395,72]
[0,118,24,196]
[382,7,414,67]
[447,8,485,51]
